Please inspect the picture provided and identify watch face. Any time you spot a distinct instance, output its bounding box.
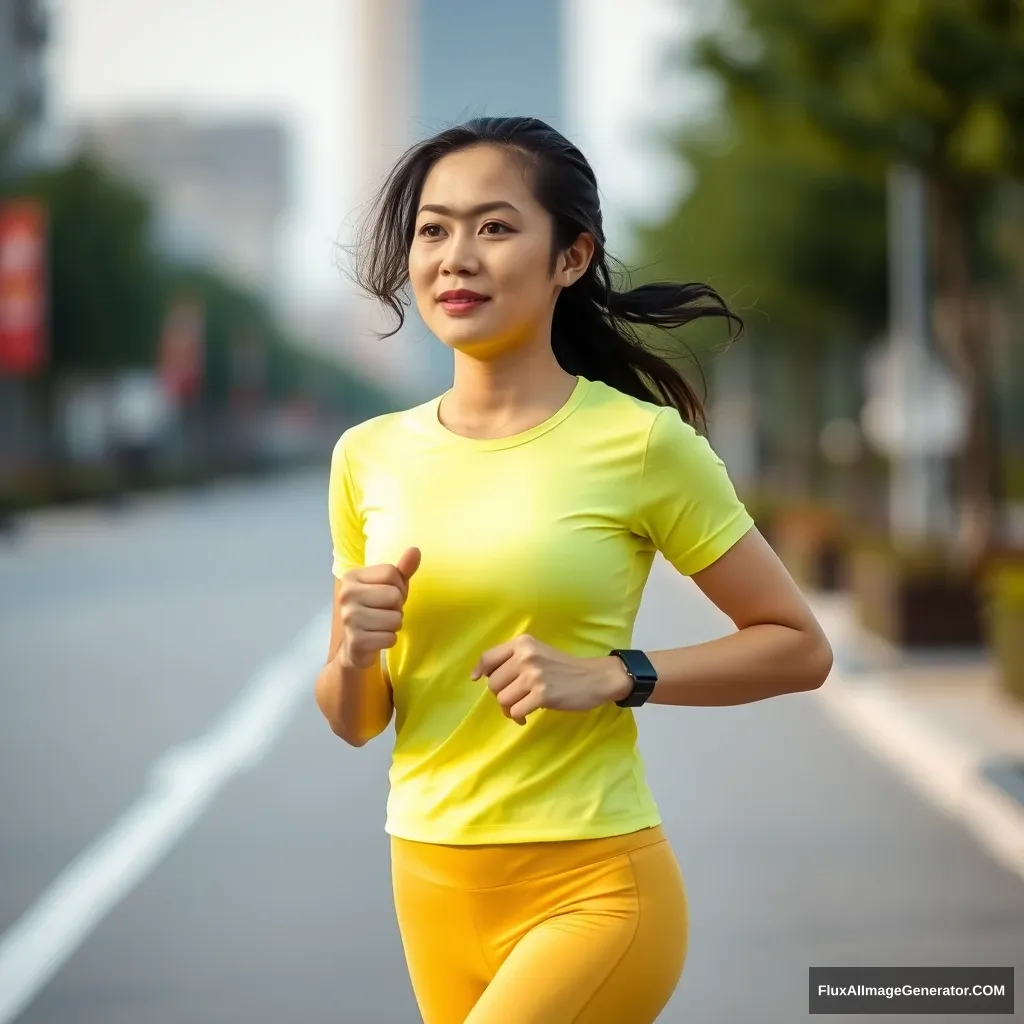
[615,649,658,682]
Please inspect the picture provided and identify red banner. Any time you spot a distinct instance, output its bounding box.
[0,200,48,375]
[159,296,205,402]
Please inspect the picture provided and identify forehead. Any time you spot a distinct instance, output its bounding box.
[418,145,538,210]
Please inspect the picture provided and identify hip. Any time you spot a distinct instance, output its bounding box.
[390,823,675,890]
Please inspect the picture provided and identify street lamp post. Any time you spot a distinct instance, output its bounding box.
[886,162,933,543]
[861,163,964,547]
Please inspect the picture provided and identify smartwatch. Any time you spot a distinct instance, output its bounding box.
[609,649,658,708]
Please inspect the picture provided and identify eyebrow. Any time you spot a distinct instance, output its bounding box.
[416,200,520,218]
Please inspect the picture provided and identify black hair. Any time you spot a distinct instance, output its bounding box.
[353,115,742,430]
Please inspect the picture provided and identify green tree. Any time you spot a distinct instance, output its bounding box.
[165,266,396,420]
[0,117,22,181]
[638,90,888,347]
[636,13,890,498]
[691,0,1024,556]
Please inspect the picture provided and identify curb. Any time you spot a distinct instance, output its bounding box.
[809,597,1024,885]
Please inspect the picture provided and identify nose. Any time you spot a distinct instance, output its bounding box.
[439,227,480,278]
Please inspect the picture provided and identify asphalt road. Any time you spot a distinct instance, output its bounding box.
[1,469,1021,1023]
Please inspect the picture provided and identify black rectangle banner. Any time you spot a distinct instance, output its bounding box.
[809,967,1013,1015]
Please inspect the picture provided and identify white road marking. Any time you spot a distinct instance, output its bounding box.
[810,593,1024,882]
[814,670,1024,885]
[0,607,331,1023]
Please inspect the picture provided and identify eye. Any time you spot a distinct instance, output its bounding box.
[481,221,512,235]
[418,223,445,238]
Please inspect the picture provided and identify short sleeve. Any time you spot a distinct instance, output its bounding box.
[327,432,365,579]
[633,407,754,577]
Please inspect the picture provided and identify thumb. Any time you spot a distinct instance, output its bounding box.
[395,546,421,584]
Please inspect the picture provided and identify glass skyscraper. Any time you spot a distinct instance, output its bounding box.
[416,0,564,137]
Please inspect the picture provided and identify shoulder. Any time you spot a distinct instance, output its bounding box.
[580,378,670,439]
[580,380,732,497]
[331,398,436,464]
[329,400,436,500]
[583,377,663,420]
[581,378,705,456]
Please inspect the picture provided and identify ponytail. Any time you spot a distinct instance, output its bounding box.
[552,274,742,433]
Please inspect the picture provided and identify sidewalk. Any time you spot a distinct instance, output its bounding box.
[810,591,1024,884]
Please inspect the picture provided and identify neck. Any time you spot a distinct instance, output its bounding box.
[442,331,578,434]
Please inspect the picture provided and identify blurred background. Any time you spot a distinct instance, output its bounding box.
[2,0,1024,595]
[2,1,1024,1022]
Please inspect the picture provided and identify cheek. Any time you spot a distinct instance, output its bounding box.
[407,249,435,303]
[493,245,551,302]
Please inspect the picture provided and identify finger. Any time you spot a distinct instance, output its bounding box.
[395,546,421,583]
[495,677,532,715]
[508,690,544,726]
[350,630,398,659]
[349,582,405,610]
[354,563,408,595]
[472,641,516,681]
[349,607,402,633]
[488,661,523,699]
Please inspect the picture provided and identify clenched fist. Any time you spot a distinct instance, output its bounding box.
[337,546,421,670]
[472,634,632,726]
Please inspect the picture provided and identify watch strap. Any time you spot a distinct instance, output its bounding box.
[609,648,658,708]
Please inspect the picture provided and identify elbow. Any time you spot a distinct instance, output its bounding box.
[322,709,380,748]
[329,716,377,748]
[332,723,369,748]
[314,680,365,747]
[319,706,372,747]
[802,629,834,691]
[313,661,392,747]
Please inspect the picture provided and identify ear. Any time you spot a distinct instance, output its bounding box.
[557,232,596,287]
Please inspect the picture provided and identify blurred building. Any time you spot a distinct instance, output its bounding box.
[417,0,564,136]
[336,0,423,400]
[0,0,49,174]
[74,114,290,304]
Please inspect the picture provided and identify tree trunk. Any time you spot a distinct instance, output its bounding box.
[930,180,1000,567]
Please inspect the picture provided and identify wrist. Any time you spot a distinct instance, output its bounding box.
[335,646,376,673]
[596,655,633,704]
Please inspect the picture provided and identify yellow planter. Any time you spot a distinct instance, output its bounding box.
[847,540,983,649]
[986,565,1024,704]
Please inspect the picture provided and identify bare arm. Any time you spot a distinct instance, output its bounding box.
[608,528,833,707]
[314,577,394,747]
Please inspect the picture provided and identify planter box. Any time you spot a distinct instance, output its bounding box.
[989,603,1024,702]
[848,544,983,649]
[985,565,1024,704]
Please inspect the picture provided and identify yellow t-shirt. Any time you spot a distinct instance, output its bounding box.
[328,375,753,844]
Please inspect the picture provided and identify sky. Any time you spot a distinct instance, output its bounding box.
[566,0,707,257]
[48,0,703,312]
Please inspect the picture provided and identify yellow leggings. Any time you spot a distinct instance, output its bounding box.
[390,825,688,1023]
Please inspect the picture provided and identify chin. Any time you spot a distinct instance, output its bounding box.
[430,318,505,354]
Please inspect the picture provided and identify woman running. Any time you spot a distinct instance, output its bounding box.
[315,116,833,1024]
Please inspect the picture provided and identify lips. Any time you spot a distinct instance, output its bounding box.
[437,289,490,316]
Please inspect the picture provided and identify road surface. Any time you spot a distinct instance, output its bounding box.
[1,469,1021,1022]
